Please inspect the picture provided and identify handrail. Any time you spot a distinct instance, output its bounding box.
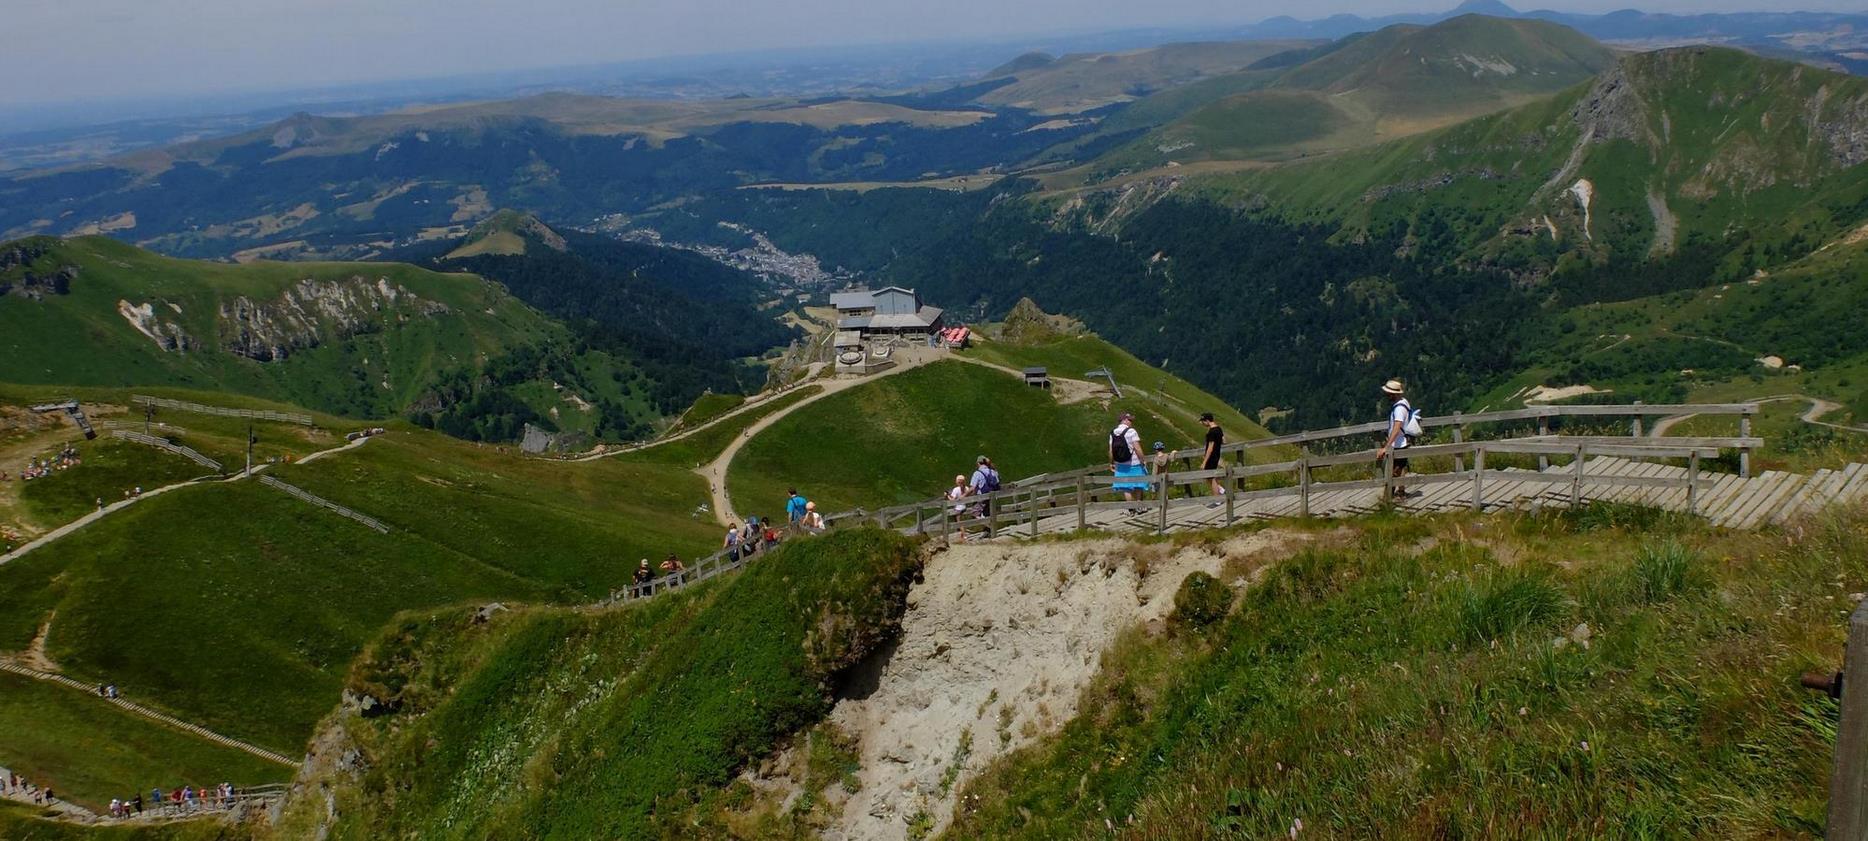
[861,426,1753,530]
[132,395,313,426]
[112,430,223,472]
[258,476,389,533]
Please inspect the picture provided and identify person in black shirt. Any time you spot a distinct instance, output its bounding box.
[632,559,654,596]
[1200,412,1226,507]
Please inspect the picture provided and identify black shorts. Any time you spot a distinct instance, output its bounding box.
[1393,457,1410,472]
[1202,457,1221,471]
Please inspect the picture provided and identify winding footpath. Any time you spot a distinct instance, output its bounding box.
[697,351,1110,526]
[0,435,374,568]
[1650,394,1868,439]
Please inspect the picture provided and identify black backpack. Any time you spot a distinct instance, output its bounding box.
[1110,428,1133,463]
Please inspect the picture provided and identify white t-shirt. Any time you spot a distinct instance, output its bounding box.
[948,485,966,513]
[1388,399,1412,450]
[1112,424,1143,467]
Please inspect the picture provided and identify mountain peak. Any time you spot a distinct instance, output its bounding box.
[445,210,567,259]
[1452,0,1519,16]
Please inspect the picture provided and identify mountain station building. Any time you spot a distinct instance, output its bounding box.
[830,286,945,339]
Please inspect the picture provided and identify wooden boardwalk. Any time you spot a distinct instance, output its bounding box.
[836,402,1864,542]
[1001,455,1868,539]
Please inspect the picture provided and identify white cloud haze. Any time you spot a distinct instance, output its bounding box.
[7,0,1864,106]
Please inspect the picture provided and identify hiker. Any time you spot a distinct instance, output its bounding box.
[723,523,741,561]
[1151,441,1172,475]
[743,516,762,555]
[1376,378,1422,500]
[786,488,808,531]
[946,474,970,540]
[969,456,1001,529]
[133,793,143,814]
[659,554,686,583]
[1200,412,1227,507]
[1110,412,1149,510]
[762,518,783,547]
[632,559,653,595]
[801,501,825,532]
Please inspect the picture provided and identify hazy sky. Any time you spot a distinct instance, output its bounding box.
[7,0,1863,106]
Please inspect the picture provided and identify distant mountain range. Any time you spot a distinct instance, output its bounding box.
[4,1,1864,172]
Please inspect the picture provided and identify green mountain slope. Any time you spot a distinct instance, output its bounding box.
[0,425,719,755]
[971,39,1319,115]
[1214,46,1868,273]
[0,236,557,417]
[0,235,678,442]
[728,337,1271,517]
[264,529,920,840]
[1091,16,1615,171]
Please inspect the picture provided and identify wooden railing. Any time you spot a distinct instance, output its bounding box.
[112,430,224,472]
[258,476,389,534]
[133,395,313,426]
[831,403,1760,539]
[834,435,1749,540]
[615,404,1760,606]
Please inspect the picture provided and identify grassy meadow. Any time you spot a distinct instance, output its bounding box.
[0,425,722,757]
[946,504,1858,838]
[726,361,1225,517]
[0,672,292,812]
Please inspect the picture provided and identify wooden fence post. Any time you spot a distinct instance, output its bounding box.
[1298,458,1311,518]
[915,505,925,535]
[987,493,998,538]
[1472,446,1486,512]
[1224,466,1237,526]
[1158,472,1170,533]
[1631,401,1644,437]
[1452,423,1465,473]
[1382,449,1395,503]
[1687,451,1700,515]
[1571,443,1586,508]
[1740,411,1753,479]
[1075,475,1087,533]
[1828,599,1868,838]
[1030,487,1040,537]
[1537,414,1550,471]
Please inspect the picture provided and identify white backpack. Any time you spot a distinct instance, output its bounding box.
[1398,399,1424,439]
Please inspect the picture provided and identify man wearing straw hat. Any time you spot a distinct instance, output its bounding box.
[1376,378,1418,500]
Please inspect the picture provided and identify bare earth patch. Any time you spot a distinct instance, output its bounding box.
[773,529,1313,840]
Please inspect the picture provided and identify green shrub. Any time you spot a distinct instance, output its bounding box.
[1171,571,1235,632]
[1457,567,1566,644]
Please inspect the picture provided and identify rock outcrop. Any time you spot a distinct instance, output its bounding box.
[218,275,448,361]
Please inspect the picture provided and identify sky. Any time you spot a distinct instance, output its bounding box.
[6,0,1864,107]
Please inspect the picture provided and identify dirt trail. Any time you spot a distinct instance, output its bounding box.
[0,436,374,567]
[699,347,950,525]
[787,530,1307,841]
[1650,394,1866,439]
[700,351,1115,526]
